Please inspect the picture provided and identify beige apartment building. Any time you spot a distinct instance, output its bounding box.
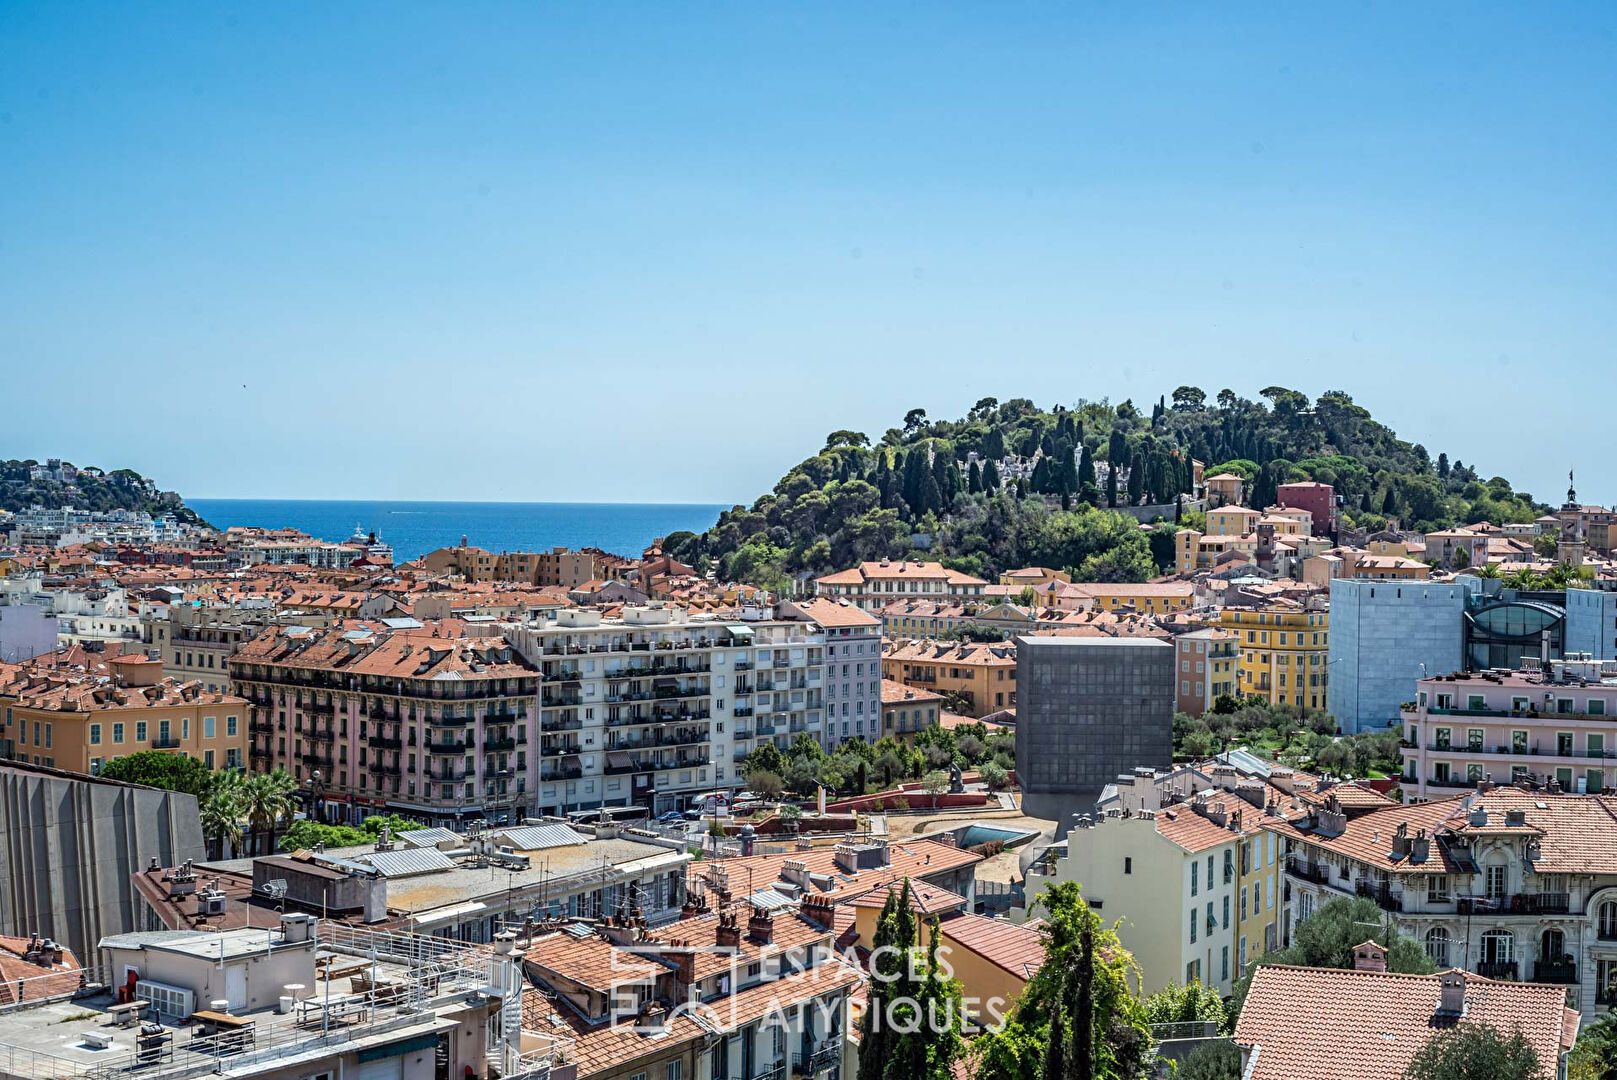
[0,652,248,774]
[423,544,606,588]
[814,558,988,611]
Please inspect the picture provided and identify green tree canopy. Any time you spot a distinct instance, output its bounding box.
[97,751,214,796]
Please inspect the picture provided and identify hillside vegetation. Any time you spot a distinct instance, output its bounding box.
[664,388,1545,587]
[0,459,204,523]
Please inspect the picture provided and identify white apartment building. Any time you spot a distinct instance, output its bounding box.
[1271,784,1617,1021]
[1012,792,1260,997]
[780,597,882,746]
[504,604,826,814]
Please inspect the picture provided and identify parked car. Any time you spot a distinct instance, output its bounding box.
[657,811,684,824]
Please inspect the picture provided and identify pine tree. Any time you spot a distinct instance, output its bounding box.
[983,458,1002,492]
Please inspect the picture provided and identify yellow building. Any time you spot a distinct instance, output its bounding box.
[997,566,1072,589]
[1220,606,1330,711]
[845,880,1045,1023]
[881,639,1017,718]
[0,653,248,775]
[1206,506,1261,536]
[1176,529,1259,576]
[880,679,944,744]
[1235,823,1280,976]
[1065,582,1196,615]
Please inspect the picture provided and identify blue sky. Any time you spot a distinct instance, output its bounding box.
[2,3,1613,506]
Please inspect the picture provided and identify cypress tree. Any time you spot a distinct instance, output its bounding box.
[982,458,1002,492]
[968,460,983,494]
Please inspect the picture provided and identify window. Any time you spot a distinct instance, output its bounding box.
[1124,857,1132,875]
[89,724,102,746]
[1190,861,1198,896]
[112,722,124,744]
[1485,865,1507,900]
[1186,960,1200,985]
[667,1062,682,1080]
[227,715,238,736]
[1424,927,1450,967]
[1221,945,1229,982]
[136,721,147,742]
[203,716,216,739]
[1599,901,1617,940]
[1189,910,1197,943]
[1223,849,1234,884]
[1427,876,1450,903]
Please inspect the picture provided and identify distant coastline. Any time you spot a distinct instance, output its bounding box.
[189,498,727,563]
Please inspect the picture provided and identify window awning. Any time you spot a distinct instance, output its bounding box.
[726,625,755,637]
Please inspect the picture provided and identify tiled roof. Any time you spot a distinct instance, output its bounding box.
[1264,787,1617,876]
[845,879,967,915]
[687,840,982,903]
[1233,965,1576,1080]
[936,912,1045,981]
[0,937,82,1004]
[1153,807,1245,853]
[880,679,944,705]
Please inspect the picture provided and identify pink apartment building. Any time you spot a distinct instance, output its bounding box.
[1400,656,1617,800]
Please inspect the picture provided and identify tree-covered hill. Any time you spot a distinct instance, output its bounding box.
[664,388,1545,588]
[0,459,205,524]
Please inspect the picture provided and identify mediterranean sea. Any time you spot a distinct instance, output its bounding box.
[187,500,728,563]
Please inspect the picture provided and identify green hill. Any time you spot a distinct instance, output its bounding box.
[662,387,1545,587]
[0,459,206,525]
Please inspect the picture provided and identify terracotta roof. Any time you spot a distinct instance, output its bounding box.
[0,937,83,1005]
[880,679,944,706]
[1234,965,1577,1080]
[790,597,882,629]
[687,840,981,903]
[845,879,968,916]
[937,912,1046,981]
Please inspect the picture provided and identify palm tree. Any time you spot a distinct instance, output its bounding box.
[240,769,298,855]
[199,770,245,859]
[1474,561,1501,579]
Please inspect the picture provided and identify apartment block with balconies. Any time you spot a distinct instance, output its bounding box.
[504,604,826,814]
[1269,783,1617,1020]
[1399,656,1617,801]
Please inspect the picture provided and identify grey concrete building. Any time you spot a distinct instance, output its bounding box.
[1014,636,1173,833]
[1327,579,1473,734]
[1564,585,1617,661]
[0,761,204,960]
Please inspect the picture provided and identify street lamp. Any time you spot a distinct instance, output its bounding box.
[305,770,326,825]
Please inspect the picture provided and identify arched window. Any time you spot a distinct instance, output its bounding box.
[1425,927,1450,967]
[1480,929,1515,974]
[1601,901,1617,940]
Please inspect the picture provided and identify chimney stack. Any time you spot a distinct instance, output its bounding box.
[1353,940,1388,973]
[1437,970,1466,1015]
[714,911,742,950]
[747,906,774,945]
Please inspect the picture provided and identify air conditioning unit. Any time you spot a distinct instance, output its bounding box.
[136,979,195,1023]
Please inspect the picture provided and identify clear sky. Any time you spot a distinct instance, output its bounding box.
[2,3,1613,506]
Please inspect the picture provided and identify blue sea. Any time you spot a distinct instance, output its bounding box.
[187,500,727,563]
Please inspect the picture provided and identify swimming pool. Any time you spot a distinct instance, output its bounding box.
[955,824,1039,849]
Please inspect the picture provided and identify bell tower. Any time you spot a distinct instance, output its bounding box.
[1558,469,1586,568]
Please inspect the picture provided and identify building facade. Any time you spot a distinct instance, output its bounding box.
[1220,606,1330,712]
[881,639,1016,718]
[1270,785,1617,1022]
[1399,657,1617,801]
[1013,636,1173,828]
[503,605,827,814]
[1328,579,1472,735]
[813,559,988,612]
[1174,629,1238,716]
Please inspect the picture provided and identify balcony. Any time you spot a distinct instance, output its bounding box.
[249,719,275,735]
[1475,960,1518,981]
[367,735,403,750]
[733,707,755,718]
[541,744,582,757]
[150,736,182,749]
[1533,959,1579,984]
[307,727,336,743]
[484,736,518,752]
[793,1044,840,1077]
[541,765,582,782]
[542,715,583,732]
[428,715,473,727]
[1354,879,1403,913]
[426,741,468,755]
[1286,857,1333,887]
